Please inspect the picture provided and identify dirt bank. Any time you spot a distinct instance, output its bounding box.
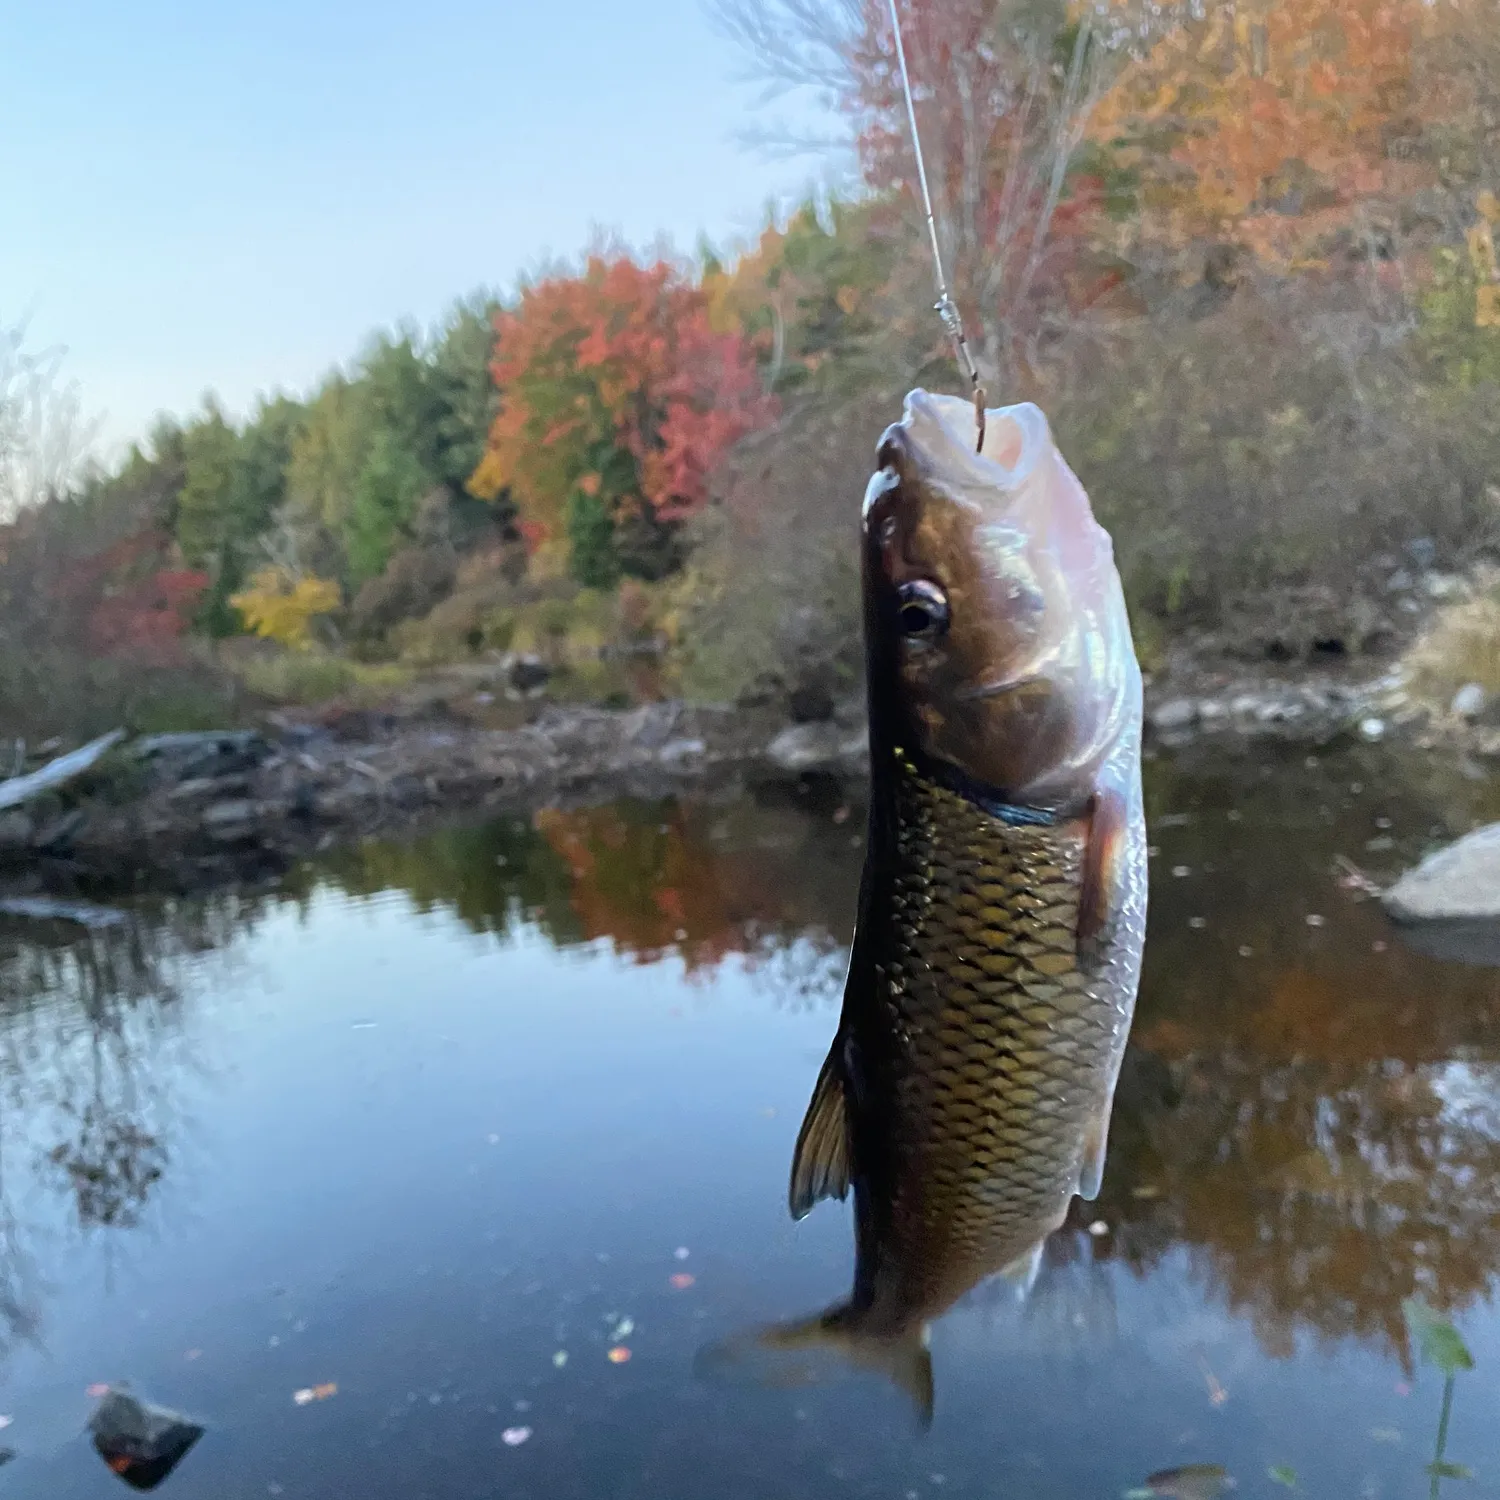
[0,639,1491,907]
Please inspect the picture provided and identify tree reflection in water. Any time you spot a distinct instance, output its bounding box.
[0,891,271,1360]
[5,744,1500,1380]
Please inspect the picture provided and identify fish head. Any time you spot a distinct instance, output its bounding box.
[863,390,1140,806]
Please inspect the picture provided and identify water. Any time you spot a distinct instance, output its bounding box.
[2,744,1500,1498]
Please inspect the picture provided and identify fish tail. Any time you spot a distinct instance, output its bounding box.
[696,1304,935,1429]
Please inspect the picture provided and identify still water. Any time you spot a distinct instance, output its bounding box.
[2,745,1500,1498]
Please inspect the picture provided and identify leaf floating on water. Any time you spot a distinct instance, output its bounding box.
[1268,1466,1297,1488]
[1403,1298,1475,1374]
[607,1347,632,1365]
[674,1247,690,1261]
[610,1317,634,1342]
[1427,1462,1475,1481]
[670,1273,696,1289]
[87,1384,111,1399]
[1143,1463,1233,1500]
[501,1426,532,1447]
[292,1384,338,1406]
[1369,1427,1403,1444]
[552,1351,568,1369]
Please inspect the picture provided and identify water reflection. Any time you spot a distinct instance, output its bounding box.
[0,745,1495,1493]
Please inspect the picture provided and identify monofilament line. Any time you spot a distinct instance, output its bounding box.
[885,0,986,448]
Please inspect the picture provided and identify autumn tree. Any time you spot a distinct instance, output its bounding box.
[715,0,1178,386]
[470,256,775,588]
[1091,0,1435,272]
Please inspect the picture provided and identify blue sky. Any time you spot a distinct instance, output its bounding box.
[1,0,843,454]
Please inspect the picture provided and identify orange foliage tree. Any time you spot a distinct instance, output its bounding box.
[470,256,775,588]
[1092,0,1435,268]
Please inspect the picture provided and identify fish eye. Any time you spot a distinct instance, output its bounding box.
[896,580,949,641]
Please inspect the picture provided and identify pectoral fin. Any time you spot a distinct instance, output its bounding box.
[788,1045,852,1221]
[1078,783,1129,955]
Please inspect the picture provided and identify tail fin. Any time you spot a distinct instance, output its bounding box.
[695,1305,935,1429]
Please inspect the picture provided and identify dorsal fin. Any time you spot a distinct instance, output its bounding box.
[788,1047,851,1221]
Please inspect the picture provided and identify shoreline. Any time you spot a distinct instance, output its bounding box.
[0,656,1491,905]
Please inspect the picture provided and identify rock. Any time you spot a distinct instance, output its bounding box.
[1451,682,1488,721]
[507,654,551,696]
[1386,568,1414,593]
[1425,572,1467,601]
[1149,698,1198,732]
[658,738,707,764]
[1406,537,1437,569]
[88,1385,204,1490]
[766,722,860,772]
[31,809,86,852]
[1384,822,1500,923]
[1358,717,1387,742]
[169,774,250,801]
[202,799,258,838]
[0,811,34,850]
[137,730,271,779]
[788,683,836,724]
[1196,699,1229,725]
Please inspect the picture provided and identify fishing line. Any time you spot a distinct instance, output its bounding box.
[885,0,987,451]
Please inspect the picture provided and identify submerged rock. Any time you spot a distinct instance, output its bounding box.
[1383,822,1500,923]
[1451,682,1488,721]
[88,1386,204,1490]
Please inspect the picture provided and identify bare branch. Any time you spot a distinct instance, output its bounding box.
[0,321,100,518]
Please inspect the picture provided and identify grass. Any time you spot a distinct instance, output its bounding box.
[1402,575,1500,714]
[233,650,413,706]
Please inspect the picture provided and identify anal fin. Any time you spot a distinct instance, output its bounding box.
[789,1046,852,1221]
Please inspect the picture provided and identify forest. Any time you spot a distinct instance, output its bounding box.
[4,0,1500,737]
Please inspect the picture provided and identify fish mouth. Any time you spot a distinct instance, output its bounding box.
[880,391,1050,500]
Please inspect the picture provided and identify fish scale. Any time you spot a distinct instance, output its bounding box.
[854,756,1125,1320]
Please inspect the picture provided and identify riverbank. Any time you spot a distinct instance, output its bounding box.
[2,634,1495,909]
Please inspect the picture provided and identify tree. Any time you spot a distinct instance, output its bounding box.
[713,0,1174,385]
[230,567,341,649]
[283,377,373,580]
[470,256,774,586]
[347,430,430,584]
[0,320,98,517]
[1091,0,1432,270]
[429,294,504,496]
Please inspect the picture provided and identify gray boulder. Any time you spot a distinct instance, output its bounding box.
[1383,822,1500,923]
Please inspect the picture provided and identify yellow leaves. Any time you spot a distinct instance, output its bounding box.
[466,447,509,503]
[1469,194,1500,330]
[230,567,340,649]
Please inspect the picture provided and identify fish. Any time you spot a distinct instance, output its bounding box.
[701,390,1148,1424]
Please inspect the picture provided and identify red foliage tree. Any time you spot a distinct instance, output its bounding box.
[470,256,775,584]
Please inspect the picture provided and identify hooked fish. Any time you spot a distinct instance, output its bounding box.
[712,391,1148,1422]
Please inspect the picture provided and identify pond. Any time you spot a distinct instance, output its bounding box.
[2,743,1500,1498]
